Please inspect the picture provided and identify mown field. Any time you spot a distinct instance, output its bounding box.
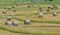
[0,0,60,35]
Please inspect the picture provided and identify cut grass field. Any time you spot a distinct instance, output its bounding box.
[0,30,27,35]
[0,2,60,35]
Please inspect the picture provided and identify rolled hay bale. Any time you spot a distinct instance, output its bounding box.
[4,7,7,9]
[27,5,30,8]
[38,13,43,18]
[7,6,11,10]
[4,6,8,10]
[46,8,50,12]
[48,7,51,9]
[13,9,16,12]
[5,21,12,25]
[15,4,19,6]
[12,6,15,9]
[39,7,42,10]
[54,6,58,9]
[39,7,43,12]
[53,12,57,16]
[7,16,12,21]
[24,20,30,25]
[2,9,6,14]
[51,7,54,10]
[12,21,19,26]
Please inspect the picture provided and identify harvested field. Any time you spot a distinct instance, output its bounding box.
[0,0,60,35]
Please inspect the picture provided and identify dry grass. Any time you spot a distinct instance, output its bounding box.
[0,30,28,35]
[0,4,60,35]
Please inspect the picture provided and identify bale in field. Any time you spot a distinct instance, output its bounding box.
[24,20,30,25]
[39,7,43,12]
[12,6,15,9]
[7,16,12,21]
[48,7,51,9]
[53,12,57,16]
[15,4,20,6]
[13,9,16,12]
[4,7,7,9]
[5,21,12,25]
[39,7,42,10]
[54,6,57,9]
[47,6,54,10]
[51,7,54,10]
[27,5,30,8]
[4,6,9,10]
[2,9,6,14]
[12,21,18,26]
[7,6,11,10]
[38,13,43,18]
[46,8,50,12]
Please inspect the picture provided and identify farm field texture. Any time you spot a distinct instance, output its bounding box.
[0,0,60,35]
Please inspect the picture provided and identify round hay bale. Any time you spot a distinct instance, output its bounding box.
[7,6,11,10]
[39,7,43,12]
[38,13,43,18]
[53,12,57,16]
[7,16,12,21]
[48,7,51,9]
[4,7,6,9]
[5,21,12,25]
[15,4,19,6]
[12,21,18,26]
[39,7,42,10]
[46,9,50,12]
[24,20,30,25]
[12,6,15,9]
[27,5,30,8]
[51,7,54,10]
[54,6,58,9]
[4,6,8,10]
[2,9,6,14]
[13,9,16,12]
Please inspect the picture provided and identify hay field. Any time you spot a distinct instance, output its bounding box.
[0,1,60,35]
